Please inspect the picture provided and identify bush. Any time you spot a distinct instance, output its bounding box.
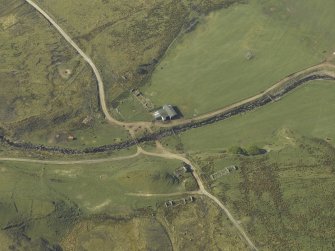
[247,145,264,156]
[228,146,247,155]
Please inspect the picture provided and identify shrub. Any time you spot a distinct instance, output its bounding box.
[229,146,247,155]
[247,145,264,156]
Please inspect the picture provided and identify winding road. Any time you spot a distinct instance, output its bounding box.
[25,0,123,127]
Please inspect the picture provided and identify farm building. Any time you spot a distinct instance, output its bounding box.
[153,104,178,121]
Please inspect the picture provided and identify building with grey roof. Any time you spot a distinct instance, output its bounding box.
[153,104,178,121]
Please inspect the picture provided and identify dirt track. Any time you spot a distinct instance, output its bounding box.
[24,0,119,125]
[0,149,140,165]
[125,191,201,197]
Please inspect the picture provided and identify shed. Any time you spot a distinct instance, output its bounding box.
[153,104,178,121]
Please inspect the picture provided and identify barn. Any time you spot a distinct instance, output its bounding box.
[153,104,178,121]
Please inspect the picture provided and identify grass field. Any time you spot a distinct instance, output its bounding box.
[1,156,193,214]
[45,156,197,214]
[111,94,154,122]
[0,155,196,249]
[18,119,131,150]
[162,80,335,153]
[143,0,335,118]
[0,160,78,249]
[194,139,335,250]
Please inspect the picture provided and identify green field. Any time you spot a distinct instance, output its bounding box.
[18,119,131,150]
[0,155,197,249]
[162,80,335,153]
[111,94,154,122]
[0,156,193,214]
[143,0,335,118]
[45,156,197,214]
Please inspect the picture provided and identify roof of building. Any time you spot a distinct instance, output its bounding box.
[153,109,168,120]
[162,105,177,118]
[153,104,178,120]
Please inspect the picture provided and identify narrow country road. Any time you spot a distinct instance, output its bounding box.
[25,0,126,127]
[0,149,141,165]
[138,147,258,251]
[126,191,201,197]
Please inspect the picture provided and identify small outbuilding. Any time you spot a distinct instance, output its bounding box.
[153,104,178,121]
